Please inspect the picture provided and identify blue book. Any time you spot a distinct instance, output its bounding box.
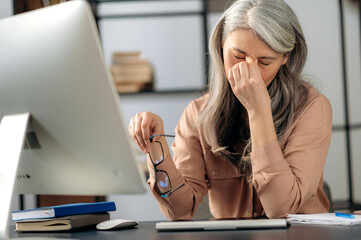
[11,201,116,221]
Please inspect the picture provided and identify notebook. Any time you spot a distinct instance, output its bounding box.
[156,219,288,231]
[15,213,110,232]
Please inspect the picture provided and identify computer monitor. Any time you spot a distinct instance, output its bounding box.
[0,0,147,237]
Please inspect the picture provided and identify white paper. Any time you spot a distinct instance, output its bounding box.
[287,213,361,226]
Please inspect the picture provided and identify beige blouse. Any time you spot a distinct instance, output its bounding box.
[147,86,332,220]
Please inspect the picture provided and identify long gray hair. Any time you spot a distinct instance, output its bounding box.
[197,0,309,175]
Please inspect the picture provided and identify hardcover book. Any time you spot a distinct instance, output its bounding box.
[12,201,116,221]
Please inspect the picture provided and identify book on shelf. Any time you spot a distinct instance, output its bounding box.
[115,82,153,93]
[110,51,154,93]
[110,64,153,84]
[112,51,142,64]
[11,201,116,221]
[15,212,110,232]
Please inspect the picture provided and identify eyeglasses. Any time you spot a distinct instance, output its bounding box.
[148,134,184,198]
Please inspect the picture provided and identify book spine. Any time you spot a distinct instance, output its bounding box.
[54,202,116,217]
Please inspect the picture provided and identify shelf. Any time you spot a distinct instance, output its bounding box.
[97,11,204,19]
[93,0,202,3]
[118,88,207,96]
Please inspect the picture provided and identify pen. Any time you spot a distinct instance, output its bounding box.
[335,212,355,219]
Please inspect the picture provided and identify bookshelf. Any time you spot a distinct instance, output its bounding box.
[88,0,212,94]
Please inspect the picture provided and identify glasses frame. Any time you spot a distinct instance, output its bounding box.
[148,134,184,198]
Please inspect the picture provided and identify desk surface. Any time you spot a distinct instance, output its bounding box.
[10,221,361,240]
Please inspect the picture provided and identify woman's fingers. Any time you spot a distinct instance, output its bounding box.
[229,61,248,99]
[142,120,151,148]
[228,68,234,87]
[227,56,269,112]
[246,57,263,85]
[129,117,139,145]
[128,112,164,153]
[239,61,249,82]
[129,113,148,153]
[134,113,149,153]
[231,62,241,85]
[129,117,142,152]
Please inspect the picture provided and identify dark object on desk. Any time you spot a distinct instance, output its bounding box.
[12,201,116,221]
[15,212,110,232]
[96,219,139,231]
[156,219,288,231]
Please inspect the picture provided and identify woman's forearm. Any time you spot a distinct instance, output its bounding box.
[248,105,277,151]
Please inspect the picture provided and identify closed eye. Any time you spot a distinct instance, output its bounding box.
[259,61,270,66]
[235,55,269,66]
[234,55,245,60]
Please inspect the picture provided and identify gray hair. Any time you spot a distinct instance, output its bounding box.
[197,0,309,175]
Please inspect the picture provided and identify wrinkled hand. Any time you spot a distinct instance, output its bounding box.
[128,112,164,153]
[227,56,271,117]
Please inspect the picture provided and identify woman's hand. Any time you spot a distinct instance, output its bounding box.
[227,56,271,118]
[228,56,277,150]
[128,112,164,153]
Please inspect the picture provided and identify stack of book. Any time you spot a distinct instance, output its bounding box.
[110,51,154,93]
[11,201,116,232]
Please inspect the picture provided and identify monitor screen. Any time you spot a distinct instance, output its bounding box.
[0,1,147,196]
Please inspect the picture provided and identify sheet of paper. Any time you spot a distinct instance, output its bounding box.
[287,213,361,226]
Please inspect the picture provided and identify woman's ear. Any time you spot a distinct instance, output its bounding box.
[281,53,289,65]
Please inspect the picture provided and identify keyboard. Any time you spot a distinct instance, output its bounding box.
[156,219,288,231]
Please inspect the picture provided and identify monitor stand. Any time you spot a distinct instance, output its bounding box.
[0,113,30,239]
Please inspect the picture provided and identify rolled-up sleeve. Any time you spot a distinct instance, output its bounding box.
[251,96,332,218]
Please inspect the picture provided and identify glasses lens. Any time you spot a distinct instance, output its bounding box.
[155,171,171,193]
[149,141,163,165]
